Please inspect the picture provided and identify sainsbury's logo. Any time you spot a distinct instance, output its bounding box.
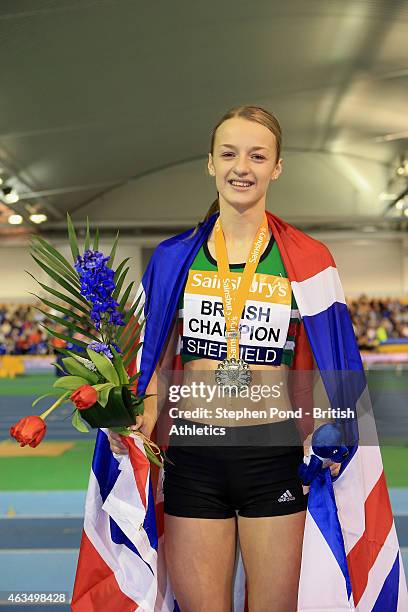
[189,271,289,300]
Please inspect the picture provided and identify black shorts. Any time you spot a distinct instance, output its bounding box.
[163,418,308,518]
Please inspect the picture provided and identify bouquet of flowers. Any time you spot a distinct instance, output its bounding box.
[9,214,162,467]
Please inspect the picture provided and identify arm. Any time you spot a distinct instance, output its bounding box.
[108,367,158,454]
[291,322,341,477]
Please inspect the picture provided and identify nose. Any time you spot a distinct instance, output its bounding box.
[233,157,251,176]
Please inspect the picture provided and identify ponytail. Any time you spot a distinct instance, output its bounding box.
[203,196,220,223]
[187,194,219,240]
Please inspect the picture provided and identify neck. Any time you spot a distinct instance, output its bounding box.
[217,199,267,243]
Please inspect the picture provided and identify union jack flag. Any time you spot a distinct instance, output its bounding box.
[72,211,407,611]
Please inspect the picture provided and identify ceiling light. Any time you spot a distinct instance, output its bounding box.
[8,214,23,225]
[395,200,404,210]
[379,192,397,201]
[397,166,406,176]
[29,213,48,224]
[404,208,408,218]
[0,177,3,187]
[2,187,19,204]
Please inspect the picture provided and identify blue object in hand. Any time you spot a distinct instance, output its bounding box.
[298,423,349,485]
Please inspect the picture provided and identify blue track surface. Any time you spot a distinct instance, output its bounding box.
[0,488,406,604]
[1,377,407,604]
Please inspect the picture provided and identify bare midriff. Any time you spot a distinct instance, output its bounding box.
[177,358,294,427]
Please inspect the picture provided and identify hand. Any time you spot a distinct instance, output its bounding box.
[303,434,342,478]
[302,434,312,459]
[108,429,128,455]
[327,461,342,477]
[126,412,156,439]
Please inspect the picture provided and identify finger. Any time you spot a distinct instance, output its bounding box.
[329,464,341,476]
[128,416,143,431]
[109,429,124,440]
[111,444,128,455]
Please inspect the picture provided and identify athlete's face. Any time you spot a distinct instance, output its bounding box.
[207,117,283,209]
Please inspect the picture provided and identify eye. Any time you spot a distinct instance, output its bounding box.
[221,152,234,157]
[253,154,266,160]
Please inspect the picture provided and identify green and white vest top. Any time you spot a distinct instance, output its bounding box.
[178,232,301,367]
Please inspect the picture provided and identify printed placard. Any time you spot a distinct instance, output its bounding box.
[181,270,291,365]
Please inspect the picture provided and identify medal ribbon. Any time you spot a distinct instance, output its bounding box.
[214,213,269,360]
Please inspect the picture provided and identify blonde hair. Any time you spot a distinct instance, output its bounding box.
[191,105,282,237]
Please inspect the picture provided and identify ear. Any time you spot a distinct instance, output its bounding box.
[271,158,283,181]
[208,152,215,176]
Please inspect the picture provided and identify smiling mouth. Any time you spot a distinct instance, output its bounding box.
[228,179,255,188]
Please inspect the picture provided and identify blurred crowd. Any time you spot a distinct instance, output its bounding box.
[0,303,92,356]
[348,295,408,351]
[0,304,49,355]
[2,298,408,356]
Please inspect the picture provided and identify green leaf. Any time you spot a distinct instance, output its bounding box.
[144,445,163,467]
[62,357,99,384]
[106,230,119,269]
[67,212,80,261]
[113,267,129,301]
[86,348,120,385]
[121,322,143,353]
[72,409,90,433]
[93,227,100,250]
[118,316,140,347]
[121,340,143,371]
[31,235,77,277]
[93,382,113,390]
[40,324,88,348]
[34,307,100,342]
[114,258,130,284]
[93,382,114,407]
[122,339,143,367]
[121,325,145,361]
[51,362,68,375]
[124,342,145,371]
[55,346,89,359]
[109,426,132,436]
[123,344,143,368]
[128,372,141,384]
[25,272,89,316]
[118,281,135,310]
[84,217,91,251]
[30,240,79,282]
[30,244,80,287]
[28,293,87,325]
[53,375,89,390]
[117,292,143,336]
[31,254,89,306]
[118,301,145,340]
[111,346,129,384]
[121,301,145,332]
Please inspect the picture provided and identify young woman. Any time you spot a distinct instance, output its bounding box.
[109,106,341,612]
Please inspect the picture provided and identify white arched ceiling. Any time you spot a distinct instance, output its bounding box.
[0,0,406,234]
[72,152,389,227]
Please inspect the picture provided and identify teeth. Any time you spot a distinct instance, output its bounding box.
[230,180,252,186]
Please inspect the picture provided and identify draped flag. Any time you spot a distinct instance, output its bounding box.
[72,211,407,611]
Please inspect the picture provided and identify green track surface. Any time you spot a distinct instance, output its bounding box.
[1,374,407,490]
[0,442,406,491]
[381,446,408,488]
[0,441,95,490]
[0,375,58,396]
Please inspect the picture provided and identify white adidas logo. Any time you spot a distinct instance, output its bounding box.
[278,489,295,502]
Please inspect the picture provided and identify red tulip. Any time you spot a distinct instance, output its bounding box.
[71,384,98,410]
[10,416,47,448]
